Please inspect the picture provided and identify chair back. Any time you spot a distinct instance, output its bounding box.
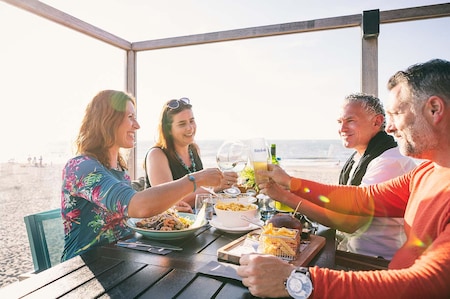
[24,208,64,273]
[334,249,390,270]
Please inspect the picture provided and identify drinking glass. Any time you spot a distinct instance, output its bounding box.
[216,140,249,195]
[195,194,215,221]
[257,194,276,222]
[249,138,270,187]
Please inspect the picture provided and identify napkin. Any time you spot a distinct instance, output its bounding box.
[198,261,242,281]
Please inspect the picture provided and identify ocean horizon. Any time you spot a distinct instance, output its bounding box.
[3,139,354,172]
[136,139,353,178]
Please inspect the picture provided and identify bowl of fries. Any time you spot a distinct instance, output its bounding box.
[214,201,259,228]
[258,223,300,260]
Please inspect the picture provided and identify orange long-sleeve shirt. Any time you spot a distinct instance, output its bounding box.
[290,161,450,298]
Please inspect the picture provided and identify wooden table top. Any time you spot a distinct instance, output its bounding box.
[0,224,335,298]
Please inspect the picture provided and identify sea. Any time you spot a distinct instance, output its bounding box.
[4,139,354,175]
[136,139,353,177]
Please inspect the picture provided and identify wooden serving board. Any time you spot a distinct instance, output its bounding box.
[217,231,326,266]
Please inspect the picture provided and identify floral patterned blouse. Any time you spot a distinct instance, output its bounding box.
[61,155,136,261]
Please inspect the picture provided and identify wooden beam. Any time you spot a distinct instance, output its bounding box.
[132,14,361,51]
[2,0,131,50]
[380,3,450,24]
[132,3,450,51]
[4,1,448,52]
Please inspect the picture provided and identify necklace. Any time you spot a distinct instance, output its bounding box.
[113,160,122,171]
[175,147,196,173]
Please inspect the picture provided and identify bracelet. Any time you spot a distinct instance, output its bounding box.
[187,174,196,192]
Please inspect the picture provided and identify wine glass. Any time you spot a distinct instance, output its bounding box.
[216,140,249,195]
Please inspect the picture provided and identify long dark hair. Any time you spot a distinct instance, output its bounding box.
[154,99,194,159]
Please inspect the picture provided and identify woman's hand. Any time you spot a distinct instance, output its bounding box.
[195,168,223,188]
[173,201,193,213]
[215,171,239,192]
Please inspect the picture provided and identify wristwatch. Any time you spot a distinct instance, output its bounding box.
[285,267,313,299]
[187,174,196,192]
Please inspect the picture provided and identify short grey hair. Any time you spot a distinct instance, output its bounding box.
[387,59,450,108]
[343,93,386,130]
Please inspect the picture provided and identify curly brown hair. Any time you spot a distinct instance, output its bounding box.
[76,90,136,169]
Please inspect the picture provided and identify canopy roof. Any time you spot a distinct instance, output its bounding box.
[3,0,450,177]
[4,1,449,51]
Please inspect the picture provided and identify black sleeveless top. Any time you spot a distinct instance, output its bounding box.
[144,144,203,188]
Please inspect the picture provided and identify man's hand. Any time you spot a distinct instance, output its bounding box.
[237,253,294,298]
[258,164,292,189]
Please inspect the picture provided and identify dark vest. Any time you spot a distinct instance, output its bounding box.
[144,144,203,188]
[339,131,398,186]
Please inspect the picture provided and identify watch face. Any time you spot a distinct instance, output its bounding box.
[289,278,303,292]
[287,273,313,299]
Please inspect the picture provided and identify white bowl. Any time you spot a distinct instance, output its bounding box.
[214,201,258,228]
[218,195,257,205]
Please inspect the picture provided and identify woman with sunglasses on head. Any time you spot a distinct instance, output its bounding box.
[144,97,237,212]
[61,91,222,261]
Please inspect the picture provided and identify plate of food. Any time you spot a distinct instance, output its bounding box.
[126,210,208,240]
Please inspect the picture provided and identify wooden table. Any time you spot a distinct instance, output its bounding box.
[0,225,335,298]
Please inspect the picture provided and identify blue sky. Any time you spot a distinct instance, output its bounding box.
[1,0,449,162]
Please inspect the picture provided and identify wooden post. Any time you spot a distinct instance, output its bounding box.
[126,50,137,180]
[361,10,379,97]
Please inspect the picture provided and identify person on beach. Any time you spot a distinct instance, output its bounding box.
[335,93,416,260]
[144,97,237,212]
[61,90,222,261]
[237,59,450,298]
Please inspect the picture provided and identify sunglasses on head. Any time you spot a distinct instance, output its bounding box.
[167,97,190,110]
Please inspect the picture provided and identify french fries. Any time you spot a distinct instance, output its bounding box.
[259,223,300,260]
[215,201,256,211]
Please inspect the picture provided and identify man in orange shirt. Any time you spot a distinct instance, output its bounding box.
[237,59,450,299]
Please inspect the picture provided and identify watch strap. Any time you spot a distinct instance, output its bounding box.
[294,267,310,277]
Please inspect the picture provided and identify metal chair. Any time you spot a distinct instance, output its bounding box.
[24,208,64,273]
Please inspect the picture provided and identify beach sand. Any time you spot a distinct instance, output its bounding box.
[0,162,61,288]
[0,162,340,288]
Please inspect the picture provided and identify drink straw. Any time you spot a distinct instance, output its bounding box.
[292,200,303,217]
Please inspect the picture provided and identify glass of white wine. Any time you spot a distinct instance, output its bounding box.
[216,140,249,196]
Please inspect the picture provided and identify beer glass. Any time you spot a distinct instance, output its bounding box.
[249,138,270,186]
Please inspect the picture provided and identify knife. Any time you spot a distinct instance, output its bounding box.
[116,243,172,255]
[117,239,183,251]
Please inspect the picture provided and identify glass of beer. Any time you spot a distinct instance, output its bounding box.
[250,138,270,186]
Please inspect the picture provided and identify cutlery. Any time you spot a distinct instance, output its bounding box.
[117,240,183,251]
[201,186,218,196]
[240,215,264,229]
